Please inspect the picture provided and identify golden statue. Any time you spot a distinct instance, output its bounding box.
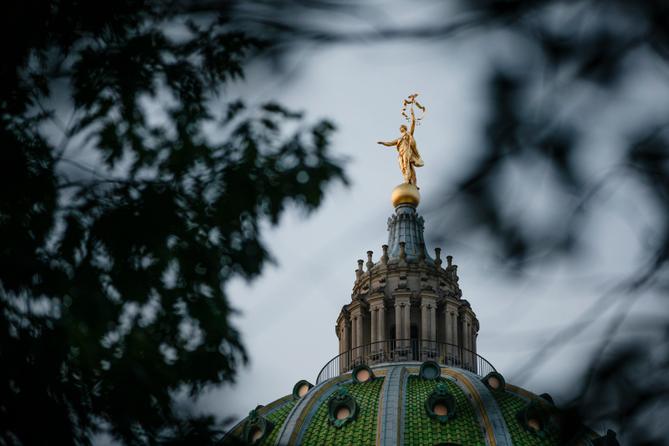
[377,93,426,186]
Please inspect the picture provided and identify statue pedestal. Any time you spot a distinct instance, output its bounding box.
[391,183,420,207]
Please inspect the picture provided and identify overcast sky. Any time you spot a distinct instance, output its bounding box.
[196,20,669,431]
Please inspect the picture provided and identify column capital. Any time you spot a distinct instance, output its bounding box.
[392,291,412,307]
[419,290,438,299]
[336,307,349,325]
[368,292,385,308]
[349,300,368,315]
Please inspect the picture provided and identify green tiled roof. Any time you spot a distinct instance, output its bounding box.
[493,391,560,445]
[226,364,614,445]
[404,376,485,446]
[301,378,384,446]
[259,399,297,446]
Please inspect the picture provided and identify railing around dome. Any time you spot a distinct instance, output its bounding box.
[316,339,496,384]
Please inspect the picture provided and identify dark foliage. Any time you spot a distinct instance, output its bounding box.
[0,1,345,444]
[3,0,669,444]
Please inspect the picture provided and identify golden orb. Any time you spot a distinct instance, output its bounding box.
[391,183,420,207]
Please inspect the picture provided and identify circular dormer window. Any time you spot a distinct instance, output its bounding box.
[482,371,506,392]
[419,360,441,380]
[517,401,550,438]
[292,380,313,399]
[351,364,375,383]
[242,409,273,445]
[424,382,457,423]
[327,387,359,428]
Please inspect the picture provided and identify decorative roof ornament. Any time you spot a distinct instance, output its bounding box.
[242,408,274,444]
[516,400,551,438]
[327,387,359,428]
[292,379,313,399]
[482,371,506,393]
[425,382,457,423]
[351,364,375,383]
[419,360,442,380]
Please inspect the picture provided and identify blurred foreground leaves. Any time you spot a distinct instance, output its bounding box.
[3,0,669,444]
[0,1,345,444]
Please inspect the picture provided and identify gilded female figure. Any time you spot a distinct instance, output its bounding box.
[377,106,424,186]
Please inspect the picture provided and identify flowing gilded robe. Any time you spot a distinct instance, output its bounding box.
[381,131,424,185]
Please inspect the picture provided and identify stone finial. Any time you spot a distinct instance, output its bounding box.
[366,250,374,271]
[381,244,389,265]
[447,255,453,267]
[434,247,442,268]
[356,259,364,279]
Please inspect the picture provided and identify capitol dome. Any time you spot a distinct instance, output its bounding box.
[224,184,619,446]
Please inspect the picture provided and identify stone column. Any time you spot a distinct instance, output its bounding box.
[469,320,474,370]
[377,302,386,360]
[444,309,453,364]
[351,316,357,352]
[473,329,479,373]
[342,316,351,372]
[421,294,437,342]
[429,305,436,341]
[370,306,377,345]
[394,294,411,355]
[457,308,466,367]
[462,312,472,370]
[402,303,410,355]
[351,306,364,364]
[368,292,384,359]
[420,293,437,360]
[403,303,411,340]
[395,293,411,338]
[421,302,428,341]
[471,317,479,372]
[378,303,386,342]
[370,307,377,362]
[473,319,479,353]
[444,301,458,350]
[420,302,428,360]
[464,317,470,351]
[394,301,402,342]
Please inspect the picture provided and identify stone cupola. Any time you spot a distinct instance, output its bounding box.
[335,184,479,372]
